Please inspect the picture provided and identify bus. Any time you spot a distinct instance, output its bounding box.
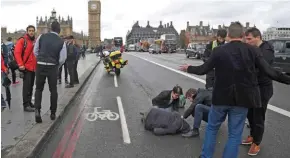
[159,34,177,53]
[113,37,124,52]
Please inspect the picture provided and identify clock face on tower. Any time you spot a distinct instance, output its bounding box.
[91,4,97,10]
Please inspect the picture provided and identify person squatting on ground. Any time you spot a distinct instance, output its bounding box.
[179,22,290,158]
[203,29,227,89]
[152,85,183,112]
[14,25,37,112]
[181,88,212,138]
[140,107,190,136]
[242,27,275,156]
[33,21,67,123]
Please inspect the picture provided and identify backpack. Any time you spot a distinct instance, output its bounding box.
[8,37,27,70]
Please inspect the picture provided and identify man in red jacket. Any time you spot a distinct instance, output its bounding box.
[14,25,36,112]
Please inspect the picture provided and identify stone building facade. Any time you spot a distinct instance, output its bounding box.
[185,21,256,44]
[1,27,26,43]
[36,9,88,46]
[126,21,179,45]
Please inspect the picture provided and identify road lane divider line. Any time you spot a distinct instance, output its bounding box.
[128,53,290,119]
[114,74,118,87]
[116,96,131,144]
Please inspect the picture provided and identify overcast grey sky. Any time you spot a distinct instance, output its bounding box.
[1,0,290,40]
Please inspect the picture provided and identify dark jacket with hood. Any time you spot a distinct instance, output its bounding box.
[142,108,190,135]
[152,90,180,111]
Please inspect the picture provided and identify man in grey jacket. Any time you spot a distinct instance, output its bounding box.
[140,107,190,136]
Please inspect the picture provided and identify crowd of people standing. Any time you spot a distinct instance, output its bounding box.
[1,21,82,123]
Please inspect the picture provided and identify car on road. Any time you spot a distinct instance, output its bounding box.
[268,37,290,75]
[127,44,136,52]
[185,43,205,59]
[149,44,161,54]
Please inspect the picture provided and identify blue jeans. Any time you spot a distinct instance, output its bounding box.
[201,105,248,158]
[193,104,210,129]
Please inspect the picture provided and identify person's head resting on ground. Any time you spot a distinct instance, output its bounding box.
[51,21,61,34]
[216,29,227,44]
[26,25,35,40]
[227,21,244,41]
[245,27,263,47]
[185,88,198,102]
[172,85,183,100]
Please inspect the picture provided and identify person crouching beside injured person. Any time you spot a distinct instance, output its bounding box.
[152,85,183,112]
[140,107,190,136]
[182,88,212,137]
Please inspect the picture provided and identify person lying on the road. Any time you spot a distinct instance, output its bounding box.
[181,88,212,137]
[152,85,183,112]
[140,107,190,136]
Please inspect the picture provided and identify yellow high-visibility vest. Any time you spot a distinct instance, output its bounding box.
[212,40,218,50]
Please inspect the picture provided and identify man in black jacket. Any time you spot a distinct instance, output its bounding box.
[242,28,275,156]
[140,107,190,136]
[33,21,67,123]
[181,88,212,137]
[65,35,77,88]
[203,29,227,89]
[152,85,183,112]
[179,22,290,158]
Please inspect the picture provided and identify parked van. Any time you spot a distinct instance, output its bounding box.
[268,37,290,74]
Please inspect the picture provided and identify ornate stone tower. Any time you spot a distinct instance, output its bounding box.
[88,0,101,48]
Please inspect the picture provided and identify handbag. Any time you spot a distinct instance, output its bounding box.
[1,72,11,87]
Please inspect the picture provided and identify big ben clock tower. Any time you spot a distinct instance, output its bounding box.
[88,0,101,47]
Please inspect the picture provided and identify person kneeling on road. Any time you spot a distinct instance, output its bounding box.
[152,85,183,112]
[182,88,212,137]
[140,107,190,136]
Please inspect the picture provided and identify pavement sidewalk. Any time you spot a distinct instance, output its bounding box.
[1,54,100,158]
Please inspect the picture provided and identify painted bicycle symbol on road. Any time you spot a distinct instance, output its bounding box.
[85,107,119,121]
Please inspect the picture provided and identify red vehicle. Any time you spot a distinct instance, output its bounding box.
[113,37,124,53]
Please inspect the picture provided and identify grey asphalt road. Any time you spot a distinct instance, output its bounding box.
[38,52,290,158]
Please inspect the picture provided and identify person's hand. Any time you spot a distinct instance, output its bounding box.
[179,64,191,72]
[181,115,184,119]
[19,65,25,70]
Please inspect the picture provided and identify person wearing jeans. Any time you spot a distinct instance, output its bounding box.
[179,22,290,158]
[182,88,212,137]
[202,105,248,157]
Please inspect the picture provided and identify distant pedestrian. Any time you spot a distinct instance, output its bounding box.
[14,25,37,112]
[65,35,77,88]
[33,21,67,123]
[179,22,290,158]
[6,37,19,85]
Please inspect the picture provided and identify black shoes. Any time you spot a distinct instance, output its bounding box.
[65,84,74,88]
[182,128,200,138]
[24,106,35,112]
[50,113,56,120]
[35,110,42,123]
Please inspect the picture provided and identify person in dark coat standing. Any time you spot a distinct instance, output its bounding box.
[33,21,67,123]
[140,107,190,136]
[203,29,227,89]
[179,22,290,158]
[65,35,77,88]
[242,28,275,156]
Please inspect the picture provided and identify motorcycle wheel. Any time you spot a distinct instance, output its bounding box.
[115,68,121,76]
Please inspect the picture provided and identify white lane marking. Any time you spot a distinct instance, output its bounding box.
[114,75,118,87]
[116,96,131,144]
[128,53,290,119]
